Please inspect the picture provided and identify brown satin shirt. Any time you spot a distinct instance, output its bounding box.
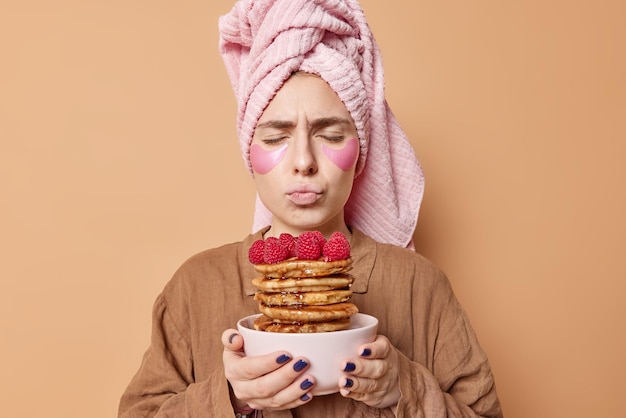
[119,228,502,417]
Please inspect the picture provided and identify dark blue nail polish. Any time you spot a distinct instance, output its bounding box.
[344,378,354,388]
[276,354,291,364]
[344,362,356,372]
[293,359,308,371]
[228,333,238,344]
[361,348,372,357]
[300,393,310,401]
[300,379,313,390]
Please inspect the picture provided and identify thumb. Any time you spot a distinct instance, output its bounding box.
[222,328,244,352]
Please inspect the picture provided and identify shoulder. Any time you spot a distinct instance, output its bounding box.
[178,240,242,274]
[353,228,444,276]
[351,228,452,294]
[153,232,262,329]
[161,231,262,297]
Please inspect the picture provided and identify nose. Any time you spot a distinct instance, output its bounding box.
[290,131,318,175]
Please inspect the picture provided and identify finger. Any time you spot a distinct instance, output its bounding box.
[341,358,388,379]
[247,373,316,411]
[358,335,390,360]
[222,329,244,351]
[339,374,378,395]
[339,375,393,410]
[227,350,295,382]
[339,385,374,405]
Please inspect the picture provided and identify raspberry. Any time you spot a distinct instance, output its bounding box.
[311,230,326,251]
[248,239,265,264]
[295,231,322,260]
[290,237,298,257]
[279,233,296,258]
[322,232,351,261]
[263,237,289,264]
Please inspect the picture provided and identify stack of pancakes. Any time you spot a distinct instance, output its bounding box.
[252,258,358,333]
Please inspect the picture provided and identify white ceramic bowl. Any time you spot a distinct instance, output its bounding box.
[237,313,378,395]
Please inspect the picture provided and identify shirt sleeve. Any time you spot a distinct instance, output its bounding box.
[394,276,503,418]
[118,293,234,417]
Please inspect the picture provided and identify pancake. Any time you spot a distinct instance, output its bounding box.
[253,258,353,278]
[253,314,352,333]
[258,302,358,323]
[254,289,353,306]
[251,275,353,293]
[247,232,357,333]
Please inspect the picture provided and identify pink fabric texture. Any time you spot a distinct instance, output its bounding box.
[218,0,424,248]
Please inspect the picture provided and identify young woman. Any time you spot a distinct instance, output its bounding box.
[119,1,502,417]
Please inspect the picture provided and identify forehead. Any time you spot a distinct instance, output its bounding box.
[257,73,352,123]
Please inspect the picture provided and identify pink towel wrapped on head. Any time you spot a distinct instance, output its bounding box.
[219,0,424,248]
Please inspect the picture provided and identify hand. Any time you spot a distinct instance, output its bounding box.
[338,335,400,409]
[221,329,316,411]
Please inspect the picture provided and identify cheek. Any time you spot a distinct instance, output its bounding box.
[250,143,288,174]
[321,138,359,171]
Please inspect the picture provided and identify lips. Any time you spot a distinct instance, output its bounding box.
[286,184,322,205]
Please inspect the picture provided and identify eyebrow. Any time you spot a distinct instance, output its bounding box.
[255,120,295,130]
[256,117,353,130]
[310,117,352,130]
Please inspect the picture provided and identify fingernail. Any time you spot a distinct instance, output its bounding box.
[228,333,238,344]
[293,360,309,372]
[344,362,356,372]
[300,393,310,401]
[276,354,291,364]
[344,378,353,388]
[293,359,308,371]
[361,348,372,357]
[300,379,313,390]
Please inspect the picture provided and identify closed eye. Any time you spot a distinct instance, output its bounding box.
[318,134,345,143]
[262,136,288,145]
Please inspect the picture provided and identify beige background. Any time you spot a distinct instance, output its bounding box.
[1,1,624,417]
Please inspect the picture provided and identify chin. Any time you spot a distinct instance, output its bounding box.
[288,214,345,234]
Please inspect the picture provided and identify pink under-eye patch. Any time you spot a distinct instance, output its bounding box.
[250,143,288,174]
[321,137,359,171]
